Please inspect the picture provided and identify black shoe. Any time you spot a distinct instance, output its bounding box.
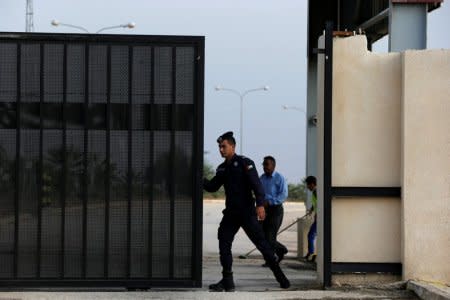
[262,263,269,267]
[270,264,291,289]
[310,254,317,262]
[302,253,311,261]
[209,271,235,292]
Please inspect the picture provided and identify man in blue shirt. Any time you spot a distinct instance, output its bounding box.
[260,156,289,264]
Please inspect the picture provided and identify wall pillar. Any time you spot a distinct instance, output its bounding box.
[401,50,450,284]
[306,57,318,211]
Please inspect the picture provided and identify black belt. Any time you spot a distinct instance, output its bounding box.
[267,204,283,208]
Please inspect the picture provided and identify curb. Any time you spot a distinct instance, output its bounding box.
[407,280,450,300]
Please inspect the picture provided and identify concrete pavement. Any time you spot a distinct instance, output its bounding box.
[203,200,304,257]
[0,200,422,299]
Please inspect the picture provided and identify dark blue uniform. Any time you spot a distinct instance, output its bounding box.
[204,154,278,271]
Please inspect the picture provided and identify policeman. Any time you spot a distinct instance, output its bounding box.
[204,131,290,292]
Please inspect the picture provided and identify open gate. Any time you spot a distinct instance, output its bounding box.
[318,23,402,287]
[0,32,204,287]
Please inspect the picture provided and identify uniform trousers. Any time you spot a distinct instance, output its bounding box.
[218,211,277,271]
[307,215,317,255]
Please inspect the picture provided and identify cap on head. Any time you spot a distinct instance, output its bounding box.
[305,175,316,185]
[217,131,236,145]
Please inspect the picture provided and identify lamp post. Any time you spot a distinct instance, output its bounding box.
[51,20,136,33]
[215,85,269,154]
[282,105,306,114]
[96,23,136,34]
[282,104,317,126]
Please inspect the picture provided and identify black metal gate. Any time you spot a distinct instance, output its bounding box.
[0,33,204,287]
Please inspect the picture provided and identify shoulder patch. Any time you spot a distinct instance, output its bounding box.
[239,156,256,172]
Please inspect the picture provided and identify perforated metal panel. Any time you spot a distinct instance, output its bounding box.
[0,33,204,287]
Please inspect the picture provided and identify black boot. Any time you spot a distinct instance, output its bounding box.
[209,271,235,292]
[270,264,290,289]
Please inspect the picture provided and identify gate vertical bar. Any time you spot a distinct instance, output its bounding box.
[323,21,333,288]
[147,47,155,279]
[169,46,176,279]
[192,39,204,286]
[104,45,111,278]
[82,43,89,278]
[126,45,133,279]
[37,43,44,278]
[14,43,21,279]
[61,43,68,278]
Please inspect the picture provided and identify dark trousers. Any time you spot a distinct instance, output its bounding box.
[307,215,317,255]
[262,204,288,256]
[218,211,277,271]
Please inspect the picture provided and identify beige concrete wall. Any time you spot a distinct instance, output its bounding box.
[332,197,401,262]
[332,36,402,187]
[330,36,402,264]
[315,34,449,285]
[316,35,402,283]
[401,50,450,284]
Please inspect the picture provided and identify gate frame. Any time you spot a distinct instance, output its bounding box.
[320,22,402,287]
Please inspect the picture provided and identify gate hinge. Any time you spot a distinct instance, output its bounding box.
[313,48,325,54]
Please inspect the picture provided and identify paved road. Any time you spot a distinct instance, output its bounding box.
[0,200,419,298]
[202,199,319,291]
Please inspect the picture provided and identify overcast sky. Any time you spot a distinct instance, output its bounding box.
[1,1,449,183]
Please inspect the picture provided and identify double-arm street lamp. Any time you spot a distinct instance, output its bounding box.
[51,20,136,33]
[215,85,269,154]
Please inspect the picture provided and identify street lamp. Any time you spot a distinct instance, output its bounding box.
[51,19,89,33]
[282,105,306,114]
[96,22,136,34]
[215,85,269,154]
[51,19,136,33]
[282,105,317,125]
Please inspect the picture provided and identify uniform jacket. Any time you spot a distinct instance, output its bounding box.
[204,154,265,214]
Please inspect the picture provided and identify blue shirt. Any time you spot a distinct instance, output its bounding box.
[260,171,288,206]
